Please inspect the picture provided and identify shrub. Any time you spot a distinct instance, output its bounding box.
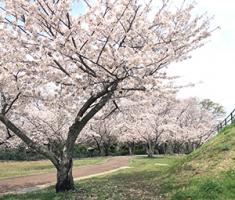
[0,144,44,161]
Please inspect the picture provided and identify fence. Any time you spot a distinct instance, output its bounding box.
[217,108,235,132]
[201,108,235,143]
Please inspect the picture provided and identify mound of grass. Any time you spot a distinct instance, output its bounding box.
[164,122,235,200]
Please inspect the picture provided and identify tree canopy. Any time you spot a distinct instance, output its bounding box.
[0,0,213,192]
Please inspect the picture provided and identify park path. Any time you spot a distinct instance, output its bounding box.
[0,156,132,194]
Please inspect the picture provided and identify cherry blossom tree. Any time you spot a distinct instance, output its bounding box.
[117,124,141,155]
[79,117,118,156]
[200,99,226,122]
[171,98,218,150]
[0,0,213,192]
[146,97,217,154]
[115,96,175,157]
[114,96,218,157]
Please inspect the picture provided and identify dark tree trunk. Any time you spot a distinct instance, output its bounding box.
[146,141,154,158]
[104,147,109,156]
[128,141,135,155]
[147,150,154,158]
[93,136,102,155]
[103,143,110,156]
[128,145,133,155]
[55,158,75,192]
[97,143,102,156]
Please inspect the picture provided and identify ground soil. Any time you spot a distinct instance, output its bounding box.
[0,156,132,194]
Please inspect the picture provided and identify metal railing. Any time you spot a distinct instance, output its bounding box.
[201,108,235,143]
[217,108,235,132]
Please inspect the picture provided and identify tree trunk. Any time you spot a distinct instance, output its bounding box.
[97,144,102,156]
[147,149,154,158]
[93,137,102,156]
[55,158,75,192]
[103,143,110,156]
[128,141,135,155]
[104,148,109,156]
[146,142,154,158]
[0,84,118,193]
[128,145,133,155]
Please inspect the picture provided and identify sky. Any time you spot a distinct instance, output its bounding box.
[169,0,235,114]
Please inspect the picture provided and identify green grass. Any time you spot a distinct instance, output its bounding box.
[0,155,183,200]
[0,157,107,180]
[170,173,235,200]
[1,123,235,199]
[163,122,235,200]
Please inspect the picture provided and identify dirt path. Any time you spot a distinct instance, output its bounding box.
[0,156,132,194]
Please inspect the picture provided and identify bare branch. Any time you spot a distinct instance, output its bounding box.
[53,59,71,77]
[102,100,120,120]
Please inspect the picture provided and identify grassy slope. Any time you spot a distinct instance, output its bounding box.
[0,157,107,180]
[165,123,235,200]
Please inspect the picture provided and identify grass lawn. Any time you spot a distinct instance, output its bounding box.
[0,155,183,200]
[1,124,235,200]
[0,157,108,180]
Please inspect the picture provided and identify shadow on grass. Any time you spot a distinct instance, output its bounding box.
[0,169,165,200]
[0,156,181,200]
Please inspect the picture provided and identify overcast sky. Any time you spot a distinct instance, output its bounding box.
[169,0,235,114]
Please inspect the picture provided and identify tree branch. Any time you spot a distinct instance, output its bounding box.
[96,36,110,64]
[53,59,71,77]
[76,81,117,120]
[66,82,118,152]
[0,114,59,167]
[102,100,120,120]
[4,92,21,114]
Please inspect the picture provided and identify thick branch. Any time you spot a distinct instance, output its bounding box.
[120,86,146,91]
[76,81,116,120]
[66,83,118,152]
[0,114,59,167]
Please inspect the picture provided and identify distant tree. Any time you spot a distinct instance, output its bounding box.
[79,118,117,156]
[200,99,226,121]
[114,97,217,157]
[167,98,216,151]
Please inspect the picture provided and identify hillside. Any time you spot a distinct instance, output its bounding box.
[165,122,235,200]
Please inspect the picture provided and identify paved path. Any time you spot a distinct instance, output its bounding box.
[0,156,132,194]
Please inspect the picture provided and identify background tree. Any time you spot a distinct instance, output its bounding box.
[79,118,118,156]
[0,0,212,192]
[117,125,141,155]
[113,96,217,156]
[200,99,226,121]
[160,98,216,153]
